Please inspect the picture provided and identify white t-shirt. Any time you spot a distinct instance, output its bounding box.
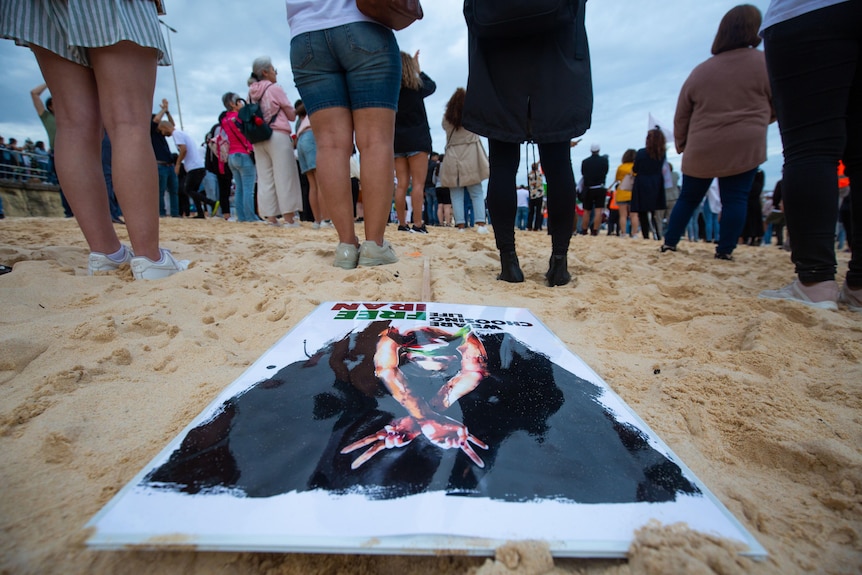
[172,130,204,171]
[516,187,529,208]
[285,0,375,38]
[761,0,847,32]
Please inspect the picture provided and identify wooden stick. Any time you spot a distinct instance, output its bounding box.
[421,257,432,302]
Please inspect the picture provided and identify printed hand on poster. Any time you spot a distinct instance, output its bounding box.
[341,326,489,469]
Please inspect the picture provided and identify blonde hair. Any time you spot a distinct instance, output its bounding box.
[400,52,422,91]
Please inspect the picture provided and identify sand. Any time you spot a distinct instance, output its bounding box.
[0,216,860,575]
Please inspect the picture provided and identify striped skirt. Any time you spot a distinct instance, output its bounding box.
[0,0,170,67]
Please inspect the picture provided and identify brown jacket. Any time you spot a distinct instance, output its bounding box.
[439,119,490,188]
[674,48,774,179]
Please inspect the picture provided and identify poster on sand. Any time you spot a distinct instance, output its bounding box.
[86,302,766,558]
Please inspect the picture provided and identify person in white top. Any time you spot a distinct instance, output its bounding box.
[159,122,216,218]
[284,0,402,269]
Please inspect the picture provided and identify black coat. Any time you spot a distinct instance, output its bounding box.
[462,0,592,144]
[394,72,436,154]
[631,149,666,212]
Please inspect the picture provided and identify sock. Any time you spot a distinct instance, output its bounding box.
[106,245,127,263]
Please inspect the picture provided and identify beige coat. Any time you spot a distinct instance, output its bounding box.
[674,48,774,179]
[439,119,490,188]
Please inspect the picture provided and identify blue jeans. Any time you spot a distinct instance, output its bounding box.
[290,22,401,114]
[228,152,258,221]
[702,200,719,243]
[686,203,703,241]
[516,206,529,230]
[424,186,438,225]
[665,170,757,255]
[451,183,486,225]
[157,164,179,216]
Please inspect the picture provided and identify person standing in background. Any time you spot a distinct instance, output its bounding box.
[248,56,302,227]
[30,82,71,214]
[527,163,545,232]
[394,50,435,234]
[152,98,179,217]
[580,143,609,236]
[158,122,216,219]
[661,4,773,261]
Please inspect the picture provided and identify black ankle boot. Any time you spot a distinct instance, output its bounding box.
[546,254,571,287]
[497,251,524,283]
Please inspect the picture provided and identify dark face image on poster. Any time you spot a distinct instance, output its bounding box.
[146,321,699,503]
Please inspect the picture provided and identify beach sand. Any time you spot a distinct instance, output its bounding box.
[0,216,860,574]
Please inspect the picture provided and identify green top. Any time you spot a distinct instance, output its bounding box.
[40,109,56,150]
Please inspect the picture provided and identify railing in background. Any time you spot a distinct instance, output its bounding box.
[0,148,56,183]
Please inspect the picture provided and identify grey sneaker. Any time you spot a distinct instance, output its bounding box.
[130,248,189,280]
[758,280,839,311]
[333,242,359,269]
[88,245,133,275]
[358,240,398,267]
[838,284,862,313]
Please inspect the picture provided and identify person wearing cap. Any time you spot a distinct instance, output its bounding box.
[580,143,609,236]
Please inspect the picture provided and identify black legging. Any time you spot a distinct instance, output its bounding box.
[763,2,861,285]
[487,140,575,256]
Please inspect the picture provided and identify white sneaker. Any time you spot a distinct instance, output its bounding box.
[283,220,301,228]
[758,280,839,311]
[88,245,133,275]
[358,240,398,267]
[130,248,189,280]
[333,242,359,269]
[476,225,489,235]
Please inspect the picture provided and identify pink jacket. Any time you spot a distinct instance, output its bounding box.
[221,110,252,155]
[247,80,296,135]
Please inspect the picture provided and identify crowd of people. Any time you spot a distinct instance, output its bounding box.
[0,1,858,311]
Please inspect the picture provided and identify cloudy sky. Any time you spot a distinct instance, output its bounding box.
[0,0,781,189]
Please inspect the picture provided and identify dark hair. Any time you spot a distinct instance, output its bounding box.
[444,87,466,129]
[622,149,636,163]
[45,97,54,111]
[712,4,762,55]
[645,129,666,161]
[221,92,239,110]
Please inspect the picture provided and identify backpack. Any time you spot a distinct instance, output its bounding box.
[207,124,230,164]
[463,0,576,39]
[235,84,278,144]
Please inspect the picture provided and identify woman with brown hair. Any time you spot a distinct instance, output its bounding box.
[394,50,436,234]
[661,4,774,261]
[439,87,490,234]
[632,128,667,240]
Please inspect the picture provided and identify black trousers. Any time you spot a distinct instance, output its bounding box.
[184,168,212,216]
[763,2,861,285]
[487,140,575,256]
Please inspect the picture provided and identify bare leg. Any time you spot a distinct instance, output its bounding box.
[307,169,327,223]
[394,156,410,226]
[89,42,161,261]
[353,108,396,245]
[32,47,119,256]
[308,107,358,246]
[407,152,428,227]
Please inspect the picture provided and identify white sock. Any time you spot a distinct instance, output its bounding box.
[106,245,127,263]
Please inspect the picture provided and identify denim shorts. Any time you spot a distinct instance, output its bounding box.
[296,130,317,174]
[290,22,401,115]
